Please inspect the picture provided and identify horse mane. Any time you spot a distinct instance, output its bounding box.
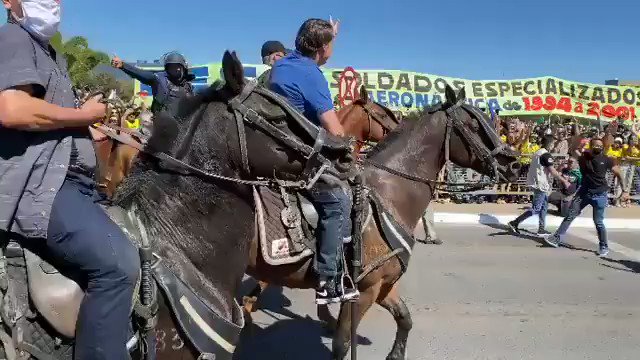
[366,101,450,159]
[366,111,429,159]
[144,84,229,155]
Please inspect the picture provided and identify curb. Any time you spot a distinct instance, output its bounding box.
[433,212,640,230]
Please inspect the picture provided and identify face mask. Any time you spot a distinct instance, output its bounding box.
[166,65,185,82]
[591,148,603,155]
[16,0,61,43]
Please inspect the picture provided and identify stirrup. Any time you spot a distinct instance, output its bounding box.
[339,256,359,302]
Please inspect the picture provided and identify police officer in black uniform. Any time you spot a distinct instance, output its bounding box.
[111,51,194,114]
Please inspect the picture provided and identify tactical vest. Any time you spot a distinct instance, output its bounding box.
[257,68,272,88]
[151,72,194,113]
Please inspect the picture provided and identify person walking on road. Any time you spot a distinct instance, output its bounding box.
[543,138,629,257]
[508,135,570,235]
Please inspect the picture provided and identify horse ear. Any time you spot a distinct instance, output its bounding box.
[359,85,369,103]
[457,86,466,102]
[222,50,245,95]
[444,84,456,105]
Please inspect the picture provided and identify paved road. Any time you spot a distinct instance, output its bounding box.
[234,223,640,360]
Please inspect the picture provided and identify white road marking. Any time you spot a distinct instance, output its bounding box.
[570,228,640,261]
[433,212,640,230]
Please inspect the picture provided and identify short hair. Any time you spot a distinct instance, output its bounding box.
[541,135,554,149]
[295,19,334,57]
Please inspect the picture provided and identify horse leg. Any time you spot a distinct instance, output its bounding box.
[242,280,268,314]
[317,304,338,331]
[332,283,380,360]
[377,283,412,360]
[424,216,442,245]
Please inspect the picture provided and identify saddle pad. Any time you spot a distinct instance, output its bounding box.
[152,262,244,360]
[254,187,314,266]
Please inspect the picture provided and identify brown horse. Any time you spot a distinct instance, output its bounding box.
[243,86,521,359]
[338,85,400,158]
[241,85,401,319]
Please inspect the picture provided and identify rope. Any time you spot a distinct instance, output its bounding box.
[91,123,307,189]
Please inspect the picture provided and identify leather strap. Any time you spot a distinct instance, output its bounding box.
[232,81,258,175]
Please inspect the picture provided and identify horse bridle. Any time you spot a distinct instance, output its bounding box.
[357,101,400,139]
[91,80,349,191]
[366,99,518,192]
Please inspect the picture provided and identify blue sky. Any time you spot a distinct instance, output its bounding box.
[3,0,638,83]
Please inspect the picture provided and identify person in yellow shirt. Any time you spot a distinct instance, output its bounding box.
[606,138,624,159]
[623,136,640,197]
[607,137,628,206]
[124,117,141,130]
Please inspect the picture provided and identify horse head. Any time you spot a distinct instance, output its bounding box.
[441,84,521,183]
[337,85,400,157]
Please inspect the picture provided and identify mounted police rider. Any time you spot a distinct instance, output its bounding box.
[111,51,194,114]
[0,0,140,358]
[269,18,359,305]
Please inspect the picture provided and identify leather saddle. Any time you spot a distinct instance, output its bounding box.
[8,205,244,358]
[255,86,351,154]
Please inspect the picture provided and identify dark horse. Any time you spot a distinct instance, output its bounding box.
[242,86,521,359]
[112,50,361,359]
[110,49,518,359]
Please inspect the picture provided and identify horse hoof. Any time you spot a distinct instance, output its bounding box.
[386,349,407,360]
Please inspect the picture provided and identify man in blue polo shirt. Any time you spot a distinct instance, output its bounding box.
[270,18,358,305]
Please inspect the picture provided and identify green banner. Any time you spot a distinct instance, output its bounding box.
[134,63,640,122]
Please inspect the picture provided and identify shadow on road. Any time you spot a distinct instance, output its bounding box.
[479,213,545,245]
[600,257,640,274]
[235,278,372,359]
[234,317,332,360]
[561,243,597,256]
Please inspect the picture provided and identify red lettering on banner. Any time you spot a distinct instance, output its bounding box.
[601,105,616,118]
[543,96,556,111]
[616,107,630,119]
[587,102,600,116]
[338,67,360,107]
[557,97,572,112]
[574,102,584,113]
[531,97,543,111]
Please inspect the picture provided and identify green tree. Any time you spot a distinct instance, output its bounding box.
[54,33,133,99]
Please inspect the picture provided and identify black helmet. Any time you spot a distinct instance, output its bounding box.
[163,51,187,68]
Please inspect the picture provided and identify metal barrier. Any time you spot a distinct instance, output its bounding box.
[437,155,640,203]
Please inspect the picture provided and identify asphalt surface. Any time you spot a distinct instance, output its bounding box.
[234,223,640,360]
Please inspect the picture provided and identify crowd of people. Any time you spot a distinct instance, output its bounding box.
[442,111,640,207]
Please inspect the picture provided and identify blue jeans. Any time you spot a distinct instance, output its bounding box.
[513,189,549,230]
[46,180,140,359]
[555,191,608,249]
[309,185,352,279]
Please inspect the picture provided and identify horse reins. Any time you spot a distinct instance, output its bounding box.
[361,102,399,136]
[365,100,516,193]
[89,82,339,190]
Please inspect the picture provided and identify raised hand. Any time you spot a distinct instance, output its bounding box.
[329,16,340,36]
[111,56,124,69]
